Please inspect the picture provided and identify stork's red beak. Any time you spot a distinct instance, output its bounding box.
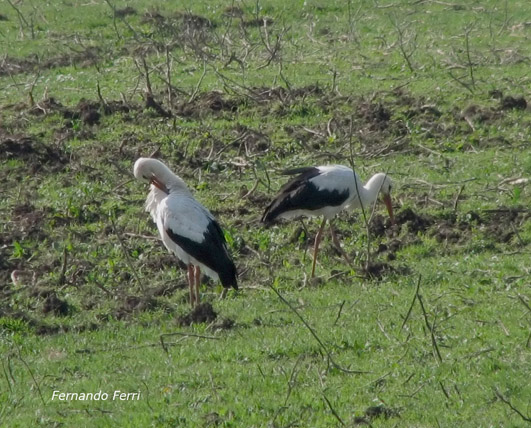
[150,176,168,194]
[382,193,395,225]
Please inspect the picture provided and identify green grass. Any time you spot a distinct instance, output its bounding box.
[1,0,531,426]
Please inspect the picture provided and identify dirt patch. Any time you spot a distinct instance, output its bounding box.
[354,405,400,425]
[223,6,244,18]
[177,302,217,326]
[0,47,102,77]
[242,17,274,27]
[368,214,394,238]
[249,84,323,105]
[460,104,502,124]
[372,206,528,252]
[370,207,434,238]
[500,95,527,110]
[396,208,435,234]
[42,292,71,316]
[76,99,101,125]
[211,317,235,330]
[176,12,214,30]
[150,283,182,297]
[7,203,50,242]
[141,10,215,47]
[358,101,391,128]
[230,124,271,155]
[481,208,529,244]
[177,91,239,118]
[28,96,131,122]
[362,261,395,279]
[114,295,158,319]
[115,6,136,18]
[0,133,68,172]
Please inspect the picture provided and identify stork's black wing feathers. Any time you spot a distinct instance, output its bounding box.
[262,167,349,224]
[166,219,238,289]
[277,167,321,194]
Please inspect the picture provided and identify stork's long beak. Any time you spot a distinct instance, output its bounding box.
[150,176,169,194]
[382,193,395,225]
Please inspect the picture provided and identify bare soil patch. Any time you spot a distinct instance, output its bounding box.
[178,302,217,326]
[0,132,68,172]
[177,91,239,118]
[370,206,529,258]
[0,47,102,76]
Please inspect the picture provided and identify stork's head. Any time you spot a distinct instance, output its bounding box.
[133,157,189,194]
[368,173,395,224]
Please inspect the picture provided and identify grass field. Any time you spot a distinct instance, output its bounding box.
[1,0,530,426]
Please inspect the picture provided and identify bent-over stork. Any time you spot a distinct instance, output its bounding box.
[134,158,237,306]
[262,165,394,277]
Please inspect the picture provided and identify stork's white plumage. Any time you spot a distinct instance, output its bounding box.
[262,165,394,277]
[134,158,237,306]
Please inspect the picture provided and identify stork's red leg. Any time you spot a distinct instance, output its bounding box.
[194,266,201,306]
[329,222,351,265]
[311,217,327,278]
[187,265,195,307]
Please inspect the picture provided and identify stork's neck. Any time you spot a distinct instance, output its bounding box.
[166,177,191,194]
[356,174,386,206]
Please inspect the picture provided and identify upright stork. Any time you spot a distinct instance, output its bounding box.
[134,157,237,306]
[262,165,394,277]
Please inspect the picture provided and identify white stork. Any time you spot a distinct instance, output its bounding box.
[262,165,395,277]
[133,157,237,306]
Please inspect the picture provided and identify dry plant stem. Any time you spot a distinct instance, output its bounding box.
[497,0,510,35]
[188,60,208,103]
[58,247,68,286]
[349,165,371,269]
[141,56,153,96]
[322,393,346,426]
[517,294,531,313]
[389,14,417,73]
[110,216,145,292]
[6,0,30,39]
[27,71,41,107]
[333,300,346,326]
[401,275,422,331]
[103,0,121,41]
[17,349,45,406]
[417,289,443,364]
[453,184,465,212]
[448,69,475,94]
[268,283,366,374]
[463,24,476,89]
[165,45,173,107]
[159,332,220,353]
[346,0,362,43]
[97,81,108,110]
[2,357,14,393]
[494,388,531,422]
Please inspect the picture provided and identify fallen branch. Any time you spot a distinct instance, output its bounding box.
[160,331,220,353]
